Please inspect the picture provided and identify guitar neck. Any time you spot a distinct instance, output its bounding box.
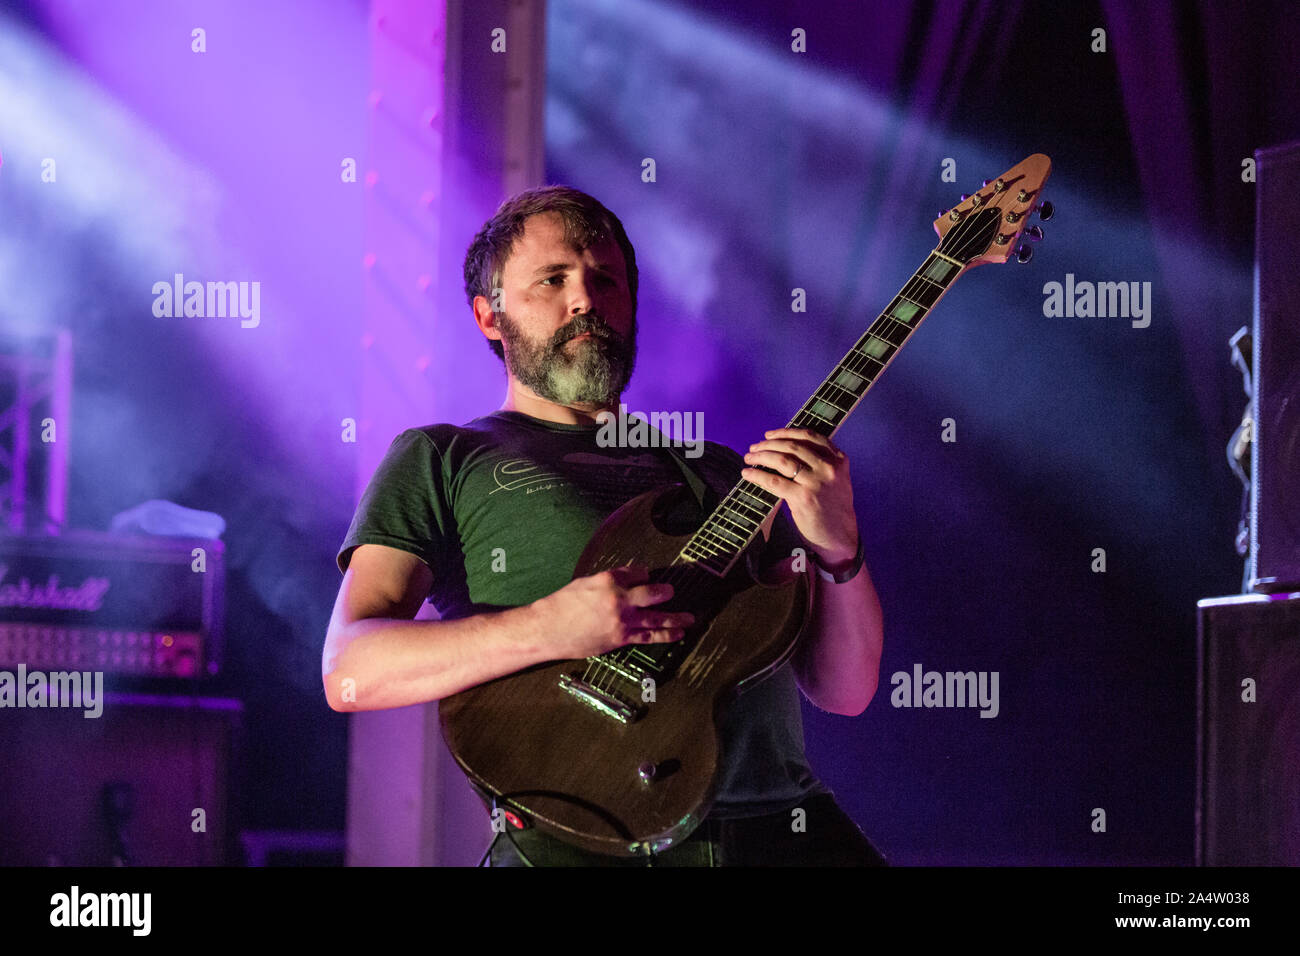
[677,248,968,576]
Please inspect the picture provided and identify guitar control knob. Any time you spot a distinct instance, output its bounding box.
[1037,200,1055,221]
[1026,225,1044,241]
[638,762,657,782]
[1015,244,1034,264]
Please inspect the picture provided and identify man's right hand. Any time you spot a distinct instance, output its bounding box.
[537,564,694,659]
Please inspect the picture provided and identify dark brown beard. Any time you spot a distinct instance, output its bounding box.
[496,310,637,406]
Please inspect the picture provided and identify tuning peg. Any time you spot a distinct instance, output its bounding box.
[959,193,970,202]
[1025,225,1044,241]
[1037,200,1055,221]
[938,209,948,219]
[1015,244,1034,264]
[982,179,991,187]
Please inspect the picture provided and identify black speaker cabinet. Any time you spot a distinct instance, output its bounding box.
[0,692,243,865]
[1250,141,1300,592]
[1196,592,1300,864]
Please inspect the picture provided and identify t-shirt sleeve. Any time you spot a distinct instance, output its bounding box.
[336,428,455,584]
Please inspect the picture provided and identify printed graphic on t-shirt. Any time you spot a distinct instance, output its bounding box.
[488,458,564,495]
[489,450,682,512]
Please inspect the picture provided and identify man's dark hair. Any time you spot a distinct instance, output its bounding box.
[463,185,638,361]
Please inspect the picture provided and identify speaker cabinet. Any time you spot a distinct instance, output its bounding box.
[1250,141,1300,592]
[1197,592,1300,864]
[0,692,243,865]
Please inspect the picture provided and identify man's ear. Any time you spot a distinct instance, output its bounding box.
[472,294,503,346]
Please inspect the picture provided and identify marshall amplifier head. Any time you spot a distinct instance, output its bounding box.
[0,530,224,679]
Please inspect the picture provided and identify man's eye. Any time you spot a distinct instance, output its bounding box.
[541,275,563,286]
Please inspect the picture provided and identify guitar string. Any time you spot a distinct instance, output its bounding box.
[582,203,1002,695]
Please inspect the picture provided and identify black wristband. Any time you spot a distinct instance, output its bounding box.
[811,534,864,584]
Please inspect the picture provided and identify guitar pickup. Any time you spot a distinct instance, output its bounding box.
[558,673,646,724]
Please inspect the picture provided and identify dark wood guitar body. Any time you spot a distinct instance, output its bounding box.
[438,482,811,857]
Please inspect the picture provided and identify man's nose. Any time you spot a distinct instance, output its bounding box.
[567,274,599,315]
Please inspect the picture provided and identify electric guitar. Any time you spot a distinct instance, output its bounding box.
[440,153,1054,857]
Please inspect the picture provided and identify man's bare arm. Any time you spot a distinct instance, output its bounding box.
[791,544,884,716]
[322,544,549,711]
[322,543,693,712]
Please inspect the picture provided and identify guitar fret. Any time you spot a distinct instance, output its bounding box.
[829,366,868,394]
[810,391,846,414]
[725,504,766,529]
[713,513,754,539]
[717,504,759,528]
[715,503,755,529]
[726,491,767,517]
[683,548,727,573]
[686,530,728,554]
[880,310,913,332]
[909,278,945,303]
[684,541,719,560]
[698,522,747,551]
[687,554,728,575]
[877,319,911,346]
[684,539,722,559]
[850,342,889,365]
[814,382,856,408]
[844,356,885,380]
[921,255,961,285]
[859,329,893,351]
[889,299,926,324]
[694,528,735,553]
[735,487,773,510]
[704,521,747,548]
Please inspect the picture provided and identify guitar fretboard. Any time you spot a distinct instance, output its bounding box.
[677,250,965,576]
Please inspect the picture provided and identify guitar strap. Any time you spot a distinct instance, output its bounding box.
[637,416,714,513]
[662,446,713,513]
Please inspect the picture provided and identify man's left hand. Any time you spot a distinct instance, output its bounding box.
[741,427,859,567]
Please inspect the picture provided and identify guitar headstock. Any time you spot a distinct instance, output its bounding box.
[933,153,1053,268]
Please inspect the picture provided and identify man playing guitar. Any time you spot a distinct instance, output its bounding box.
[324,185,886,866]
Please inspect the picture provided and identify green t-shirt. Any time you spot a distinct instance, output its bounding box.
[336,408,831,818]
